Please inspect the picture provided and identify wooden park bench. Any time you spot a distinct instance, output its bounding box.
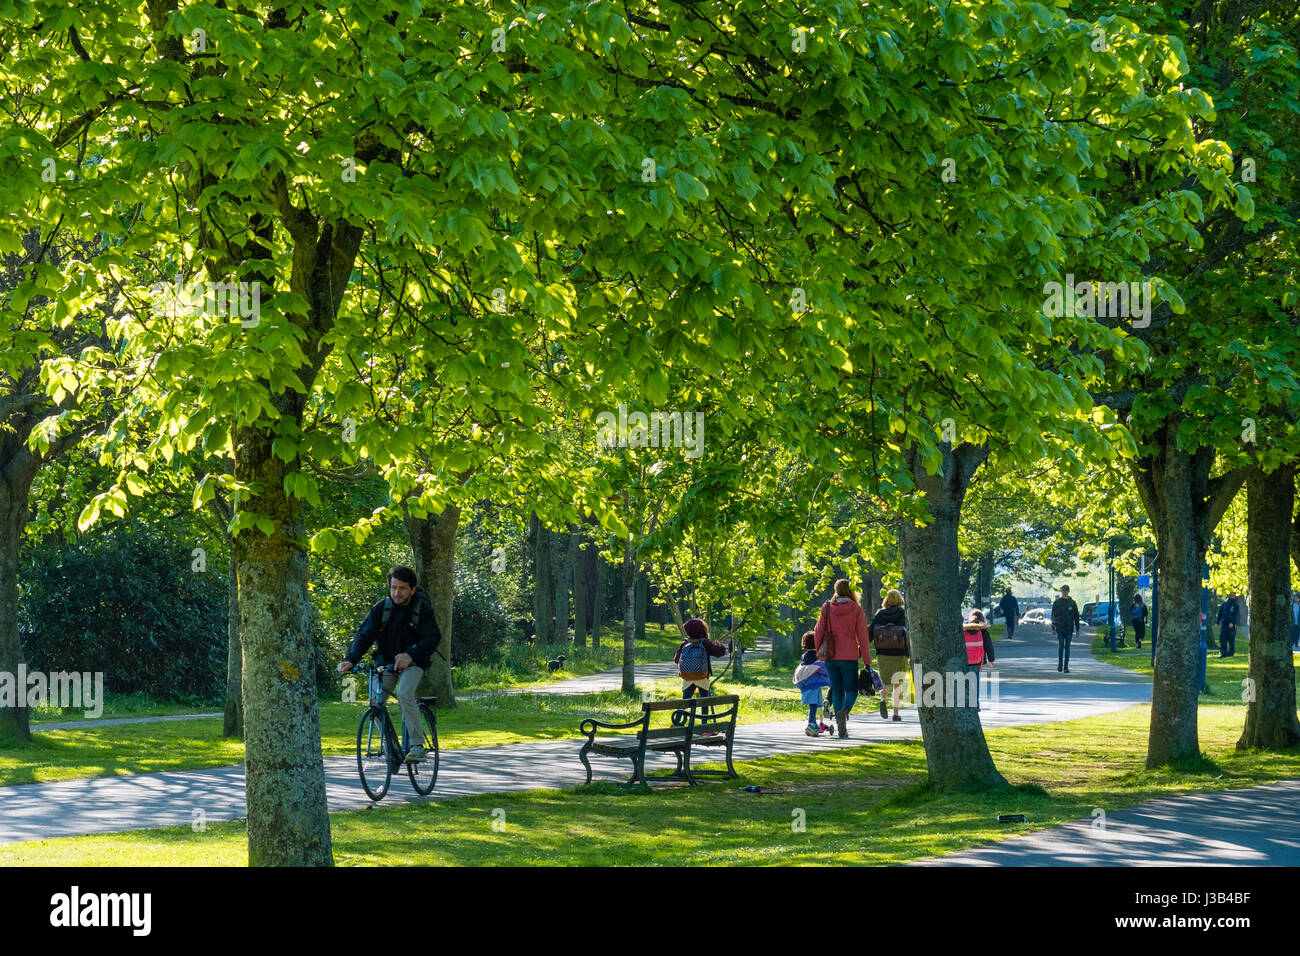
[578,695,740,787]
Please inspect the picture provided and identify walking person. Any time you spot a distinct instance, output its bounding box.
[1291,592,1300,651]
[675,618,728,700]
[793,632,832,737]
[870,588,909,722]
[1051,585,1081,674]
[998,589,1020,641]
[963,609,996,709]
[813,579,872,738]
[1129,593,1148,649]
[1215,593,1239,658]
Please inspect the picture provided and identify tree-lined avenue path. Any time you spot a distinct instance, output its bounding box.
[1,627,1154,847]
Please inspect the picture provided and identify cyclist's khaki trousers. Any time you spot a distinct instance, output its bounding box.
[381,665,425,746]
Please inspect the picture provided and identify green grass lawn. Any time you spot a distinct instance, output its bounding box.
[1089,630,1300,708]
[5,700,1298,866]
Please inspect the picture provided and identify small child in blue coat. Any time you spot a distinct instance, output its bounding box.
[793,631,832,737]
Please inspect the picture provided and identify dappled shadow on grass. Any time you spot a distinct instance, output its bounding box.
[0,721,244,786]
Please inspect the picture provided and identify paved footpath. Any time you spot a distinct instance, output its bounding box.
[0,626,1155,845]
[914,779,1300,866]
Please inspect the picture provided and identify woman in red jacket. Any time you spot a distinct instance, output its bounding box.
[813,579,872,738]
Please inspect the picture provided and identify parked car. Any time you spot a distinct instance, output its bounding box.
[1089,601,1120,626]
[1020,608,1049,627]
[1079,602,1098,623]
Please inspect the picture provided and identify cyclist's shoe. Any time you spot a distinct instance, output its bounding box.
[404,745,429,763]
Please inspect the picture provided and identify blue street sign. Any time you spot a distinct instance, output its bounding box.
[1137,574,1150,588]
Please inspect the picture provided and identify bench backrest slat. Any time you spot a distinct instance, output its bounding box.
[642,695,739,713]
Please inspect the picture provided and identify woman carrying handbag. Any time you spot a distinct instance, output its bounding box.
[813,579,872,738]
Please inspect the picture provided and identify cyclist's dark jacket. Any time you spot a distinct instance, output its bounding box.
[345,591,441,670]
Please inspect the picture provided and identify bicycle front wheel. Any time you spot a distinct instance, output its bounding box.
[356,709,392,801]
[406,706,439,796]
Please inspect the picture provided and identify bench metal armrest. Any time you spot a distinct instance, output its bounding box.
[579,716,646,741]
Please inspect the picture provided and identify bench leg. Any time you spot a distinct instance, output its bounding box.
[579,743,594,785]
[627,753,645,787]
[724,737,737,779]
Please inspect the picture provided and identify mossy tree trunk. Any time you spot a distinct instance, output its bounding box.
[1131,418,1246,768]
[1238,465,1300,749]
[572,530,587,648]
[899,443,1006,792]
[405,504,460,709]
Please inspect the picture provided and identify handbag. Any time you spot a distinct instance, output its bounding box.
[815,601,835,661]
[858,667,880,695]
[875,623,908,654]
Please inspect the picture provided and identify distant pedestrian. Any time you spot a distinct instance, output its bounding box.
[1216,593,1239,658]
[870,588,909,723]
[1051,585,1081,673]
[676,618,727,700]
[793,632,832,737]
[813,579,872,738]
[1291,592,1300,650]
[963,609,995,709]
[1129,593,1148,649]
[998,589,1020,640]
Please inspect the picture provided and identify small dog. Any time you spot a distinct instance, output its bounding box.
[546,654,567,673]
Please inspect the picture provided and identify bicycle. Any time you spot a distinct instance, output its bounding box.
[350,661,439,801]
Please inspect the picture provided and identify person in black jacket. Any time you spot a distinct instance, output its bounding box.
[1050,586,1080,674]
[1128,594,1148,649]
[870,589,909,722]
[338,565,442,761]
[1215,593,1240,657]
[998,590,1020,640]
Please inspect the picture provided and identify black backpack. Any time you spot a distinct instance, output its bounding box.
[380,585,430,633]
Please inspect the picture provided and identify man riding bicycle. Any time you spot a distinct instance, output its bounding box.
[337,565,442,762]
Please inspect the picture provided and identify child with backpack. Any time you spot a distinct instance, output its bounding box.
[675,618,728,700]
[793,631,832,736]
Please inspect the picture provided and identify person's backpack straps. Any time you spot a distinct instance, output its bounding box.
[381,586,427,631]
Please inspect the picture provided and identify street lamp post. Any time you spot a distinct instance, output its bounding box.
[1107,539,1117,652]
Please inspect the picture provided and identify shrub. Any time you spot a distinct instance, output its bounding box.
[451,565,512,666]
[19,524,228,702]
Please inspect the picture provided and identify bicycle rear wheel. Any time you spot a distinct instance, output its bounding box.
[406,706,439,795]
[356,709,392,801]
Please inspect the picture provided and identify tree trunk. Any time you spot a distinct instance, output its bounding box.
[955,557,976,609]
[235,417,333,867]
[1131,423,1246,768]
[1238,465,1300,749]
[572,532,588,648]
[668,588,687,633]
[898,443,1006,792]
[622,538,637,695]
[405,504,460,709]
[590,543,605,646]
[974,554,994,612]
[0,490,29,742]
[634,570,648,643]
[222,554,243,737]
[551,525,569,645]
[862,570,885,614]
[770,602,800,666]
[531,516,553,646]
